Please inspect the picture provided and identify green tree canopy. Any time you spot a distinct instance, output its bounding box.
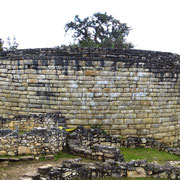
[0,37,18,51]
[0,39,3,51]
[65,12,134,49]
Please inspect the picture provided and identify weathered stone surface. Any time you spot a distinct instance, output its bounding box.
[45,155,54,160]
[0,48,180,147]
[20,159,180,180]
[38,164,53,175]
[127,167,146,178]
[19,156,35,161]
[8,157,20,162]
[18,146,31,155]
[23,171,40,180]
[0,157,9,161]
[0,151,6,156]
[0,117,66,156]
[19,177,33,180]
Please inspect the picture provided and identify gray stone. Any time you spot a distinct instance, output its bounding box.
[19,156,35,161]
[45,155,54,160]
[23,171,40,180]
[38,164,53,175]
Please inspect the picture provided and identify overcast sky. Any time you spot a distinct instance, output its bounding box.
[0,0,180,54]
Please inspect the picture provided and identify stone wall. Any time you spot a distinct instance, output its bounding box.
[0,128,66,156]
[67,126,180,157]
[0,48,180,146]
[0,112,66,130]
[19,159,180,180]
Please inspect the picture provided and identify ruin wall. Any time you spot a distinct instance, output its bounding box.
[0,48,180,146]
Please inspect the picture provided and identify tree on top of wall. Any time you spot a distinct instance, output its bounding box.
[0,39,3,51]
[0,37,18,51]
[64,12,134,49]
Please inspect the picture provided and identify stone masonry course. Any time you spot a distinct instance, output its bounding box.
[0,48,180,147]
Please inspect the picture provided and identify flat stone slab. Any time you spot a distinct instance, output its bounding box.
[0,156,35,162]
[0,157,20,162]
[38,164,53,174]
[0,157,9,161]
[168,161,180,166]
[23,171,40,179]
[8,157,20,162]
[45,155,54,160]
[19,156,35,161]
[19,177,33,180]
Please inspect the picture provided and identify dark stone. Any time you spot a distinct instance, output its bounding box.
[8,157,20,162]
[23,171,40,180]
[0,157,9,161]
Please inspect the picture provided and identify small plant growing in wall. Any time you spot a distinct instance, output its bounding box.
[0,36,18,51]
[90,124,107,135]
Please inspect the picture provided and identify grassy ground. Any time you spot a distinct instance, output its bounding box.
[39,151,78,161]
[0,148,179,179]
[120,147,180,164]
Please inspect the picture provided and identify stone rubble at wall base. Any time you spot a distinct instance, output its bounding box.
[0,112,179,179]
[19,159,180,180]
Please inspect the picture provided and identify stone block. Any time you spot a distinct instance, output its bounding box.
[121,129,137,135]
[67,119,88,125]
[124,119,133,125]
[85,70,99,76]
[88,119,102,125]
[102,119,113,125]
[114,119,124,125]
[154,133,167,139]
[38,164,53,175]
[18,146,31,155]
[0,151,6,156]
[127,167,146,178]
[25,69,37,74]
[138,129,149,135]
[27,79,38,83]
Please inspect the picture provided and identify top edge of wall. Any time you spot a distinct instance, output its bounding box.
[0,47,179,60]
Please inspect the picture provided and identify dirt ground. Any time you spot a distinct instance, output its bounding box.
[0,158,69,180]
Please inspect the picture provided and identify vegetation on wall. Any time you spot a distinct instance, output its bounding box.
[0,38,3,51]
[64,12,134,49]
[0,37,18,51]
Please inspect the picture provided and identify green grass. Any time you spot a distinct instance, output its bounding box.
[120,147,180,164]
[0,150,78,162]
[39,151,78,161]
[54,151,78,161]
[0,154,20,158]
[18,130,28,135]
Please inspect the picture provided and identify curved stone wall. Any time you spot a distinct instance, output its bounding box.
[0,48,180,146]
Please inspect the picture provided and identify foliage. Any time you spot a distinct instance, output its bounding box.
[65,12,134,49]
[90,124,107,134]
[0,38,3,51]
[18,130,28,135]
[0,37,18,51]
[39,151,78,162]
[4,37,18,51]
[120,147,180,164]
[54,151,78,161]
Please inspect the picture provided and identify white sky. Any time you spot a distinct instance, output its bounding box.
[0,0,180,54]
